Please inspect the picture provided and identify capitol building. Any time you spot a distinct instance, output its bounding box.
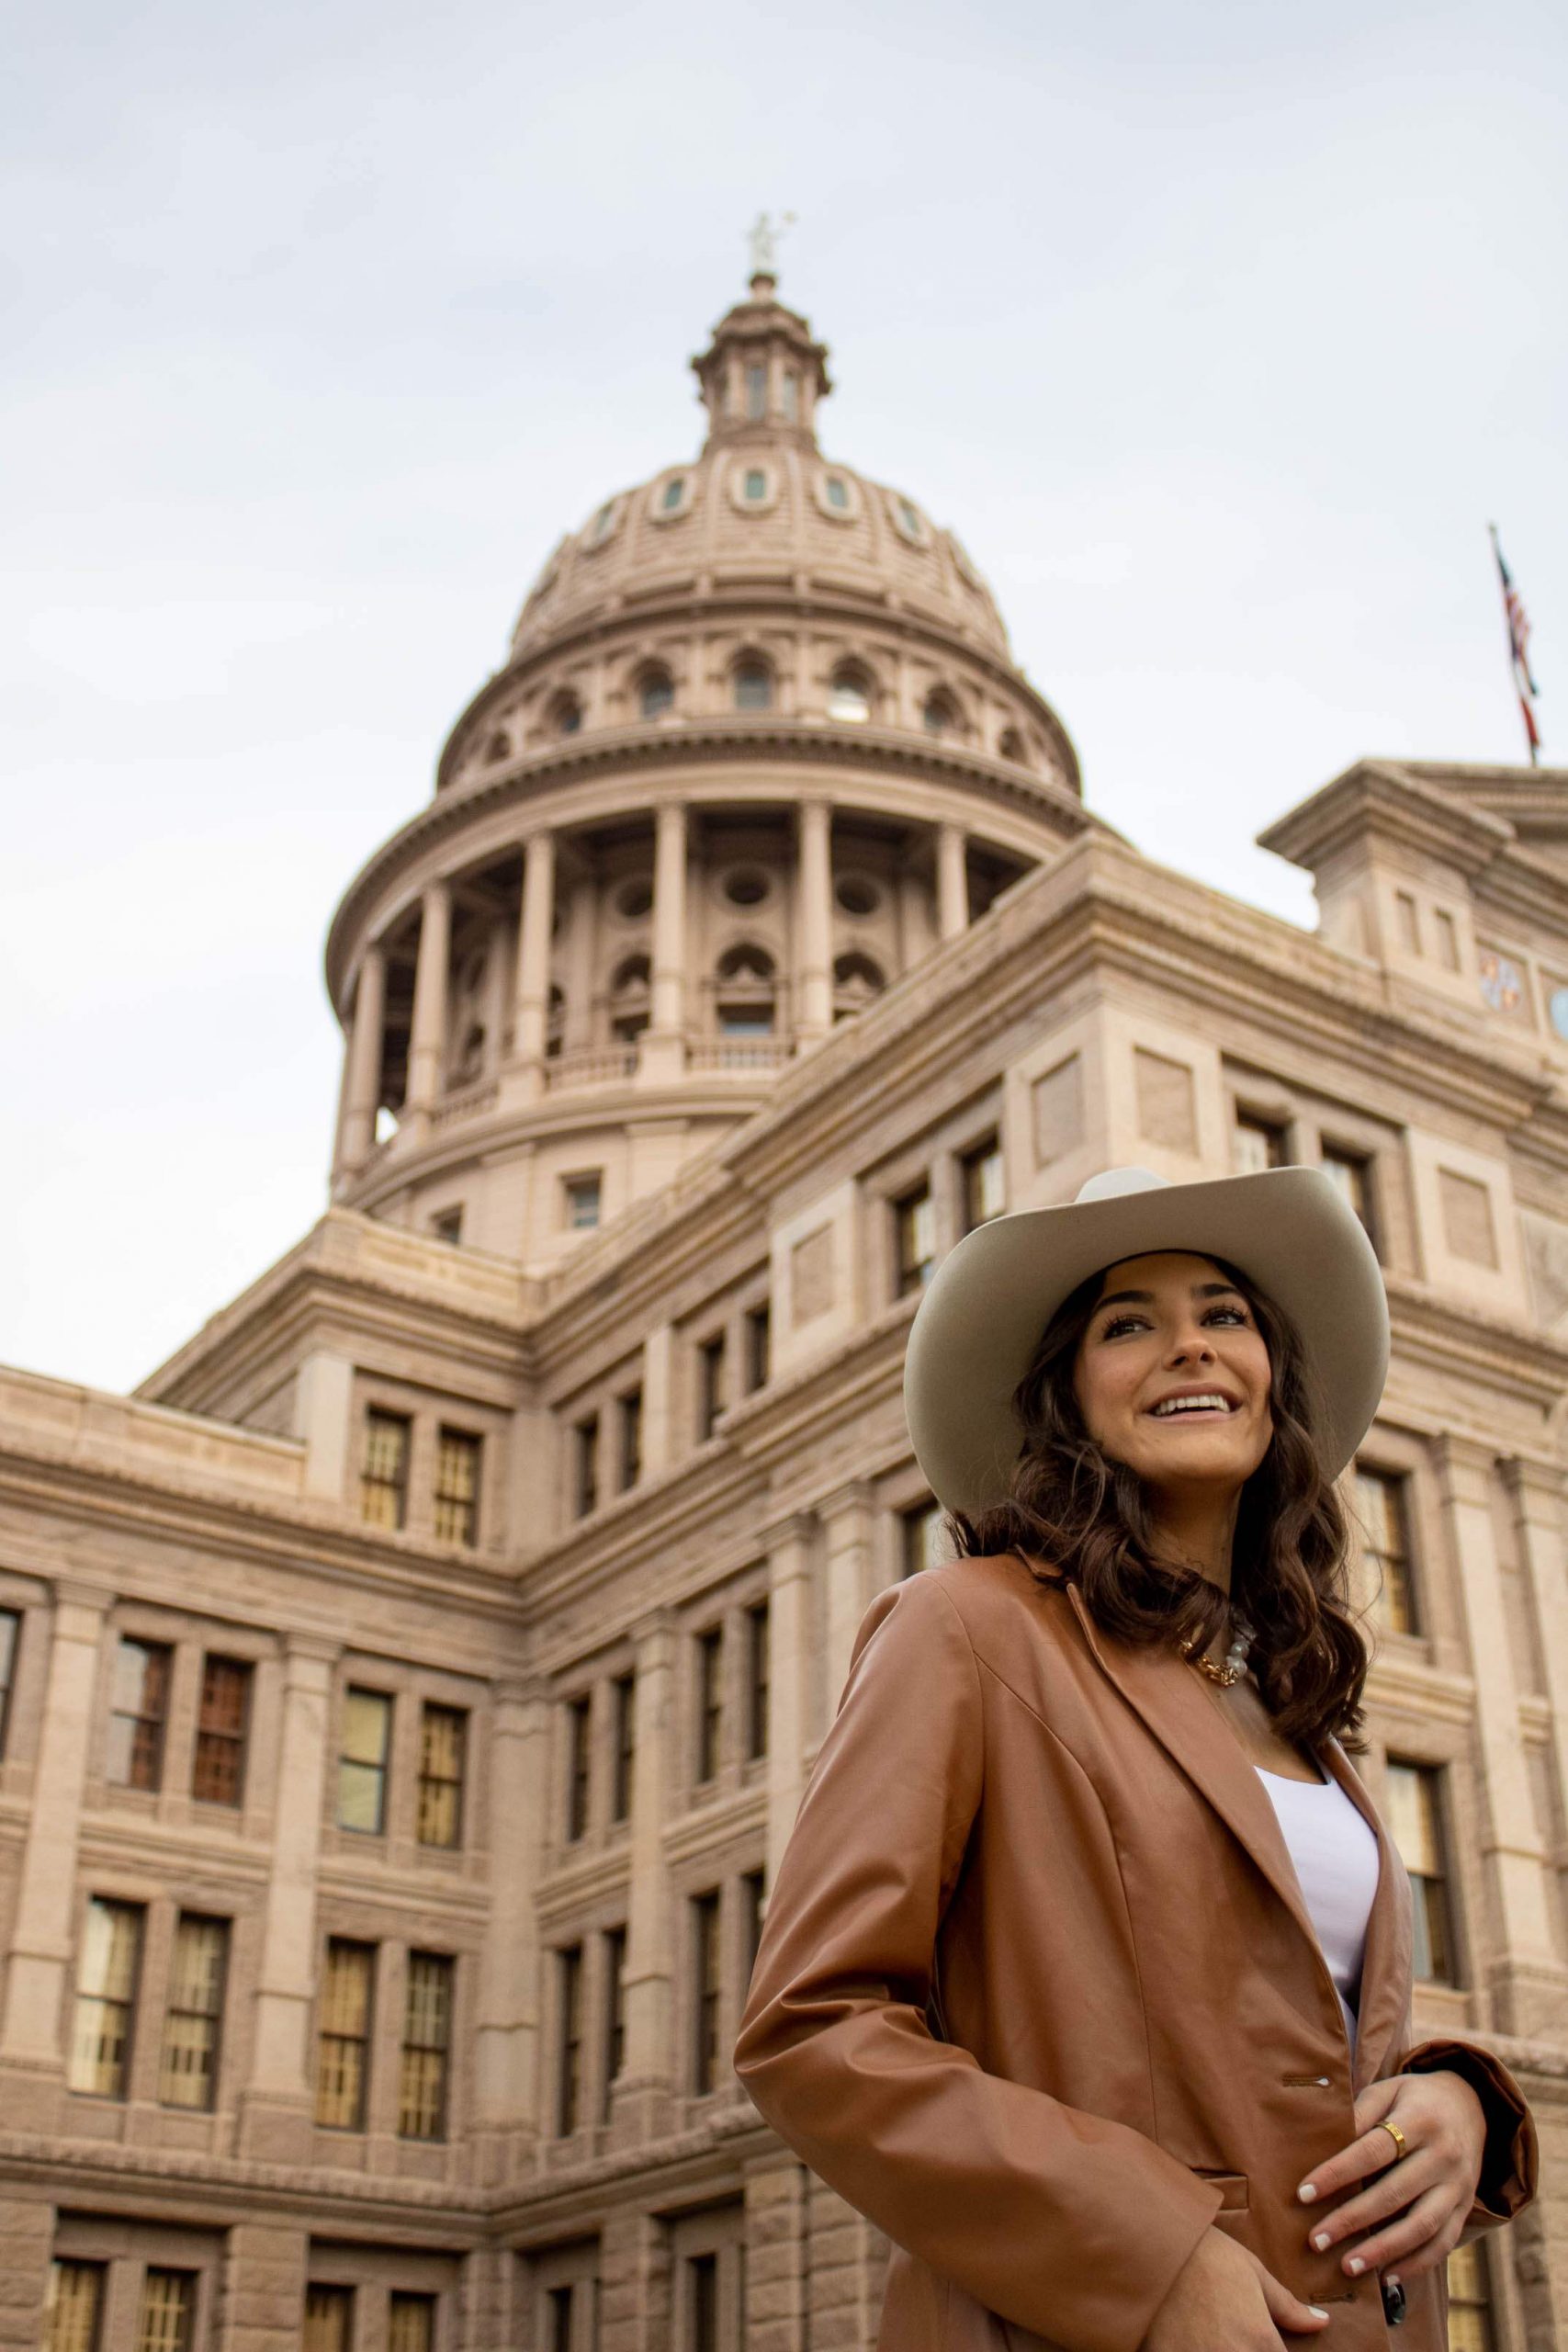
[3,262,1567,2352]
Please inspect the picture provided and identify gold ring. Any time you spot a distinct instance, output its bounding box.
[1378,2119,1408,2163]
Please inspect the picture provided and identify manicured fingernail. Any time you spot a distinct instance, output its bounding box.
[1298,2181,1318,2202]
[1347,2256,1365,2276]
[1313,2232,1332,2251]
[1309,2308,1329,2322]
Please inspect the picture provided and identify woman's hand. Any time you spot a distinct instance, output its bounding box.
[1295,2069,1488,2291]
[1144,2228,1330,2348]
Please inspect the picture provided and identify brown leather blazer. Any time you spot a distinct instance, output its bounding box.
[735,1552,1537,2351]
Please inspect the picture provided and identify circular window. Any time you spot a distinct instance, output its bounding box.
[723,869,771,908]
[743,469,767,503]
[586,498,620,548]
[825,475,851,510]
[660,476,686,512]
[615,878,653,920]
[835,876,880,917]
[890,492,930,547]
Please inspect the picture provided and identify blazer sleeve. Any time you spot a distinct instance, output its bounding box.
[733,1571,1224,2352]
[1395,2036,1539,2228]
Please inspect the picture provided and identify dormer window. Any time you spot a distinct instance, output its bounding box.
[587,499,621,547]
[890,492,931,547]
[746,365,766,420]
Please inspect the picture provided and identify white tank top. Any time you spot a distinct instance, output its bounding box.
[1255,1767,1381,2049]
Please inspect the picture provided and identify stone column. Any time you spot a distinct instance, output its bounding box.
[404,881,452,1136]
[744,2157,809,2352]
[641,801,688,1083]
[1434,1437,1562,2036]
[0,1581,110,2126]
[0,2201,52,2352]
[508,830,557,1102]
[238,1634,339,2163]
[937,821,968,940]
[764,1516,816,1883]
[333,942,387,1182]
[215,2222,310,2352]
[472,1677,549,2178]
[640,1323,676,1481]
[562,861,597,1053]
[1500,1454,1568,2000]
[795,800,833,1043]
[615,1611,677,2135]
[820,1484,875,1717]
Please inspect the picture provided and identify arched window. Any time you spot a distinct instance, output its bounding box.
[546,984,566,1058]
[483,728,511,764]
[733,662,773,712]
[660,476,686,512]
[922,691,960,738]
[833,951,886,1023]
[715,944,776,1036]
[998,727,1027,764]
[828,664,873,724]
[547,691,583,738]
[610,953,652,1042]
[638,668,674,719]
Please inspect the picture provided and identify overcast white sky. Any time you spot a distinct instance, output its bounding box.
[5,0,1564,1396]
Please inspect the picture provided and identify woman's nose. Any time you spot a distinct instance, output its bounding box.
[1168,1329,1216,1363]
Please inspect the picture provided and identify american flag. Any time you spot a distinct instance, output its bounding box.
[1490,524,1542,764]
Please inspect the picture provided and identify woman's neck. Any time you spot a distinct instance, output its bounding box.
[1148,1488,1241,1595]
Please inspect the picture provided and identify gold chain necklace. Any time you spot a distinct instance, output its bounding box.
[1180,1610,1256,1687]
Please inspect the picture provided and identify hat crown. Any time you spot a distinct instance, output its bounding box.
[1072,1165,1168,1205]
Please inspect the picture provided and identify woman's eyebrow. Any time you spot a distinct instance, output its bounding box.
[1093,1281,1246,1313]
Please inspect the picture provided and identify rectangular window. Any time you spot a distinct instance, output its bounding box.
[303,2287,354,2352]
[1322,1144,1379,1255]
[417,1702,467,1849]
[389,2295,437,2352]
[618,1387,643,1490]
[1433,909,1461,972]
[603,1922,627,2120]
[611,1672,636,1824]
[1446,2240,1495,2351]
[361,1408,412,1530]
[901,1498,947,1579]
[695,1628,723,1783]
[1394,889,1421,953]
[557,1943,583,2134]
[564,1173,602,1230]
[107,1636,172,1792]
[192,1654,252,1806]
[1386,1760,1457,1984]
[698,1334,728,1440]
[566,1693,592,1841]
[337,1687,392,1834]
[315,1938,375,2128]
[1232,1114,1287,1177]
[136,2270,195,2352]
[573,1415,600,1517]
[960,1135,1005,1232]
[68,1896,143,2097]
[399,1951,454,2140]
[44,2262,105,2352]
[745,363,766,419]
[741,1867,766,1984]
[434,1427,482,1547]
[547,2286,575,2352]
[781,369,799,422]
[745,1601,770,1761]
[688,2253,718,2352]
[1355,1465,1419,1635]
[430,1204,464,1246]
[0,1606,20,1756]
[745,1302,771,1393]
[894,1183,935,1295]
[159,1912,229,2109]
[691,1889,722,2094]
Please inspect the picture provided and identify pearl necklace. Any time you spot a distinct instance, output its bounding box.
[1182,1611,1256,1687]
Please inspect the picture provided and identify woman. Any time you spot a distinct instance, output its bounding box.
[735,1164,1537,2350]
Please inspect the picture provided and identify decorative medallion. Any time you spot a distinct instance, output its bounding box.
[1478,949,1523,1014]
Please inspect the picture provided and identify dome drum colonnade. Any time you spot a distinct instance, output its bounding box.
[327,271,1090,1253]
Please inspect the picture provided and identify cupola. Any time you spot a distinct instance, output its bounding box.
[691,271,831,453]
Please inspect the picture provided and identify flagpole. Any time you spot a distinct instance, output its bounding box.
[1489,522,1542,768]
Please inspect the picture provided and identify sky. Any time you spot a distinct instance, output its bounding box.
[5,0,1565,1396]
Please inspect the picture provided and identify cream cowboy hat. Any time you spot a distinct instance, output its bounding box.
[904,1164,1390,1518]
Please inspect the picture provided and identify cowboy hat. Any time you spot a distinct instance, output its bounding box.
[903,1163,1390,1518]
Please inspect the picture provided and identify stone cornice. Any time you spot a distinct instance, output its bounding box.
[1258,759,1516,876]
[325,718,1099,1006]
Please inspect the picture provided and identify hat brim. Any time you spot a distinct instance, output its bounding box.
[903,1164,1390,1518]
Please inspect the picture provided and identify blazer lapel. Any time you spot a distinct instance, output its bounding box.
[1058,1578,1410,2081]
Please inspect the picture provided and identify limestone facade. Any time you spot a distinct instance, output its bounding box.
[3,273,1567,2351]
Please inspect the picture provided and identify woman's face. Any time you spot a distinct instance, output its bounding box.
[1071,1250,1274,1501]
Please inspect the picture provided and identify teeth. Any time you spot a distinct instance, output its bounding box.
[1152,1395,1231,1417]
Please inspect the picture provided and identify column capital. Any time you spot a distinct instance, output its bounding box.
[1497,1453,1568,1505]
[47,1577,113,1618]
[818,1480,875,1528]
[1431,1430,1497,1493]
[761,1509,817,1555]
[283,1631,343,1669]
[631,1606,680,1655]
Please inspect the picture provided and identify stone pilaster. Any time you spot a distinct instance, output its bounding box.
[332,940,386,1182]
[0,2197,52,2352]
[936,820,968,940]
[640,1322,676,1480]
[763,1515,816,1883]
[744,2156,808,2352]
[820,1483,875,1716]
[1434,1436,1564,2035]
[509,831,557,1099]
[561,858,597,1054]
[599,2208,669,2352]
[641,799,689,1083]
[807,2175,886,2352]
[613,1611,677,2136]
[457,2246,515,2352]
[0,1579,110,2130]
[214,2222,309,2352]
[472,1676,549,2180]
[404,880,453,1134]
[796,799,833,1042]
[237,1633,338,2162]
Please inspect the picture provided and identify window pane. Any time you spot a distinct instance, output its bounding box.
[692,1890,721,2094]
[1233,1116,1286,1175]
[316,1940,374,2128]
[417,1703,466,1849]
[389,2296,436,2352]
[557,1945,582,2134]
[160,1914,229,2109]
[434,1428,481,1547]
[1355,1466,1417,1634]
[69,1898,142,2095]
[962,1140,1004,1230]
[193,1656,251,1805]
[734,665,772,711]
[45,2262,104,2352]
[361,1409,410,1529]
[304,2288,354,2352]
[338,1690,390,1833]
[0,1607,19,1745]
[612,1673,636,1823]
[108,1638,170,1791]
[400,1952,453,2139]
[137,2270,195,2352]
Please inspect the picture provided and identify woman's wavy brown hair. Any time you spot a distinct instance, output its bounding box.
[952,1253,1371,1752]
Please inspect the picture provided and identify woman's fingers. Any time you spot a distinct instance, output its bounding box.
[1303,2147,1438,2254]
[1325,2180,1456,2277]
[1250,2251,1331,2336]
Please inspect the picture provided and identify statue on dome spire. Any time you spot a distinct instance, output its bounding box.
[747,210,795,288]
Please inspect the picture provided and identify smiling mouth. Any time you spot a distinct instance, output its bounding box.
[1147,1393,1237,1419]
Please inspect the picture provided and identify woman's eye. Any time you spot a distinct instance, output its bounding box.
[1205,1305,1248,1326]
[1100,1314,1146,1340]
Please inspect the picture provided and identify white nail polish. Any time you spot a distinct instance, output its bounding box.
[1313,2232,1331,2252]
[1309,2308,1329,2322]
[1347,2256,1365,2277]
[1298,2182,1318,2203]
